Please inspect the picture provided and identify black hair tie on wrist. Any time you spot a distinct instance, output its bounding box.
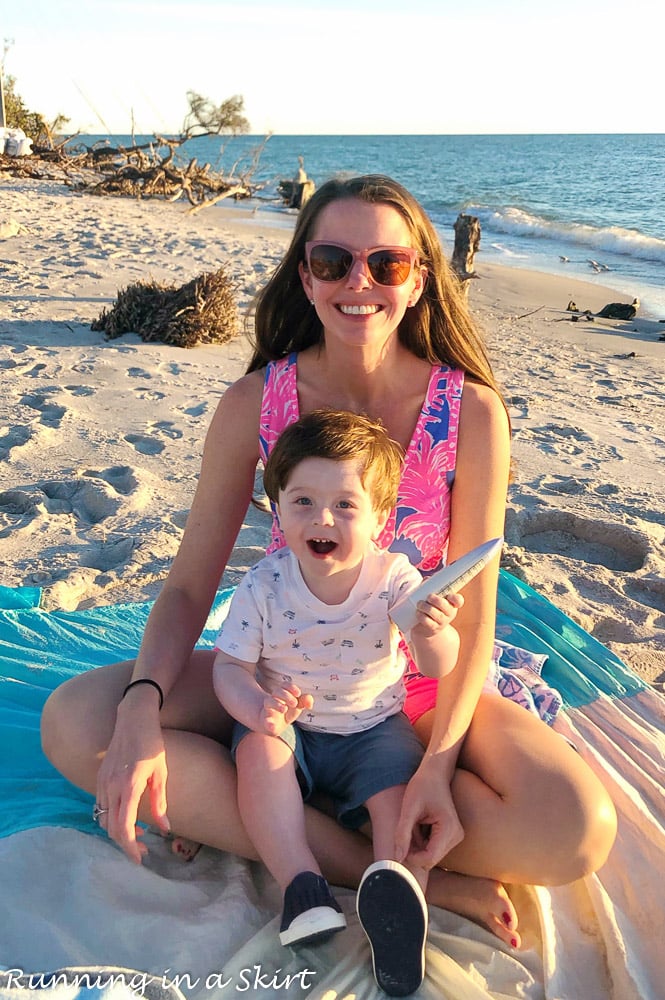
[122,678,164,710]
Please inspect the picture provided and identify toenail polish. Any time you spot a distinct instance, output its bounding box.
[502,911,511,926]
[511,937,518,949]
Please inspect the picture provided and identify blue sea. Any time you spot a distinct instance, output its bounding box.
[73,133,665,316]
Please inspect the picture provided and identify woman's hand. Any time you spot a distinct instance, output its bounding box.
[95,700,169,864]
[394,754,464,870]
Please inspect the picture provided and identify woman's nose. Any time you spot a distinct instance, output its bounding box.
[345,256,371,289]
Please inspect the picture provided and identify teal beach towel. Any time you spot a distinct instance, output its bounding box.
[1,574,663,999]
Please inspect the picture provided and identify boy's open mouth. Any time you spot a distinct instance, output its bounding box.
[307,538,337,555]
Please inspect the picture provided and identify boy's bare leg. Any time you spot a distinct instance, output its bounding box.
[235,732,318,889]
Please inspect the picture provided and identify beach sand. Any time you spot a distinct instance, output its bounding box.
[1,175,663,689]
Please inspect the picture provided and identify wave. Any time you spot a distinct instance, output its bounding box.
[466,206,665,265]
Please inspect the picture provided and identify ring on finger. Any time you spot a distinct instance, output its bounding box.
[93,803,109,823]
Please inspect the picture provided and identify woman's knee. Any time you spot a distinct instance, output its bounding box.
[40,663,131,768]
[513,745,618,882]
[566,770,617,879]
[458,698,618,882]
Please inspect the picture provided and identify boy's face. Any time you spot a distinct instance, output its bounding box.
[276,456,388,585]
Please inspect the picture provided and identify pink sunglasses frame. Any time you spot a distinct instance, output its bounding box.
[304,241,420,285]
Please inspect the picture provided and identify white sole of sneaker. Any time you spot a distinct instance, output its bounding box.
[280,905,347,947]
[357,860,428,997]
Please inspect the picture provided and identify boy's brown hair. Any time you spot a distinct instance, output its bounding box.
[263,409,404,514]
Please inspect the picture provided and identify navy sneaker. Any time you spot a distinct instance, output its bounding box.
[357,860,428,997]
[279,871,347,947]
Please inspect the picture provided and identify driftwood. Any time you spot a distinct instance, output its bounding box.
[451,213,481,300]
[4,145,263,209]
[0,144,258,208]
[82,138,257,209]
[278,178,316,209]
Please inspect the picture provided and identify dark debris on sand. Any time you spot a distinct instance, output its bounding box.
[91,268,238,348]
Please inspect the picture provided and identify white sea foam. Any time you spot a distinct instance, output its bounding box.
[474,206,665,265]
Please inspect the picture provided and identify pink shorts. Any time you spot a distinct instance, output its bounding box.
[403,671,498,725]
[403,672,439,725]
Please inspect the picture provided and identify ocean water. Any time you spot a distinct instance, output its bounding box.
[72,133,665,316]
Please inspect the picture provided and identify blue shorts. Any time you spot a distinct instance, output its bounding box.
[232,711,424,830]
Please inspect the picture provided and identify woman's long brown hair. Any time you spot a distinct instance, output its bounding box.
[245,174,503,404]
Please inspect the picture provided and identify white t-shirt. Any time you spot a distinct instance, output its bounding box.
[215,546,422,734]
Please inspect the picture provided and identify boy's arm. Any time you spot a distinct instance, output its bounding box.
[403,592,463,679]
[213,651,267,730]
[213,651,313,736]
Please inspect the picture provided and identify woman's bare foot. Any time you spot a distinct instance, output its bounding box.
[426,869,521,949]
[149,826,202,863]
[170,835,202,862]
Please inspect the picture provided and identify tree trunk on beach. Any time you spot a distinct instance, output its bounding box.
[451,213,481,300]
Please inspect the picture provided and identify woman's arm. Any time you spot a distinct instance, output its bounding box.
[395,381,511,866]
[97,371,265,859]
[126,372,265,697]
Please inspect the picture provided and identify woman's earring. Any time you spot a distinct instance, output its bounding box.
[309,299,315,305]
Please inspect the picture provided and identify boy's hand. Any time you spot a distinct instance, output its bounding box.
[259,683,313,736]
[411,591,463,638]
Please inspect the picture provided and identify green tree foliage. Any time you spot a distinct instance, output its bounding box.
[2,74,69,147]
[182,92,249,138]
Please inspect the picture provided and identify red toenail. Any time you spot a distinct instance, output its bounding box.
[503,911,511,926]
[511,937,518,949]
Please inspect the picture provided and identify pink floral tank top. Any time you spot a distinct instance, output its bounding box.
[258,352,464,576]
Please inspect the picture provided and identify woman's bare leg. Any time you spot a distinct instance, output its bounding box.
[411,692,617,947]
[437,693,617,884]
[40,652,373,882]
[42,664,615,947]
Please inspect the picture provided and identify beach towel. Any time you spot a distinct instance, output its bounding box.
[1,573,663,1000]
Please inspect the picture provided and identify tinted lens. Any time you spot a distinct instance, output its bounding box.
[308,244,353,282]
[367,249,413,286]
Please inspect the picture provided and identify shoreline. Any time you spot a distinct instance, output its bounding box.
[1,178,663,689]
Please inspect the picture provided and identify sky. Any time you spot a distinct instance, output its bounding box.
[3,0,663,136]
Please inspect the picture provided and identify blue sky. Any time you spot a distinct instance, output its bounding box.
[3,0,663,136]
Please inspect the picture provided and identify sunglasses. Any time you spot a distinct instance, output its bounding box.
[304,241,420,286]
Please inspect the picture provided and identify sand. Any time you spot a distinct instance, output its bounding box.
[1,174,663,690]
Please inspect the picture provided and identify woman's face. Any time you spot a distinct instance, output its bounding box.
[299,199,426,353]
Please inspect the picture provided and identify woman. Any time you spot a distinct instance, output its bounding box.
[41,175,616,950]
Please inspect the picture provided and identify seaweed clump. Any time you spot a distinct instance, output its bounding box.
[91,268,238,348]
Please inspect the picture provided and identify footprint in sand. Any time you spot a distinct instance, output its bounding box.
[595,483,620,496]
[124,433,165,455]
[507,394,529,420]
[537,474,588,496]
[20,392,67,429]
[134,389,166,401]
[625,577,665,616]
[0,425,33,461]
[181,402,207,418]
[24,363,48,379]
[82,536,136,573]
[64,384,95,397]
[0,487,43,518]
[151,420,183,440]
[127,367,153,380]
[82,465,139,495]
[171,510,189,529]
[517,424,621,467]
[505,508,648,573]
[38,479,123,524]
